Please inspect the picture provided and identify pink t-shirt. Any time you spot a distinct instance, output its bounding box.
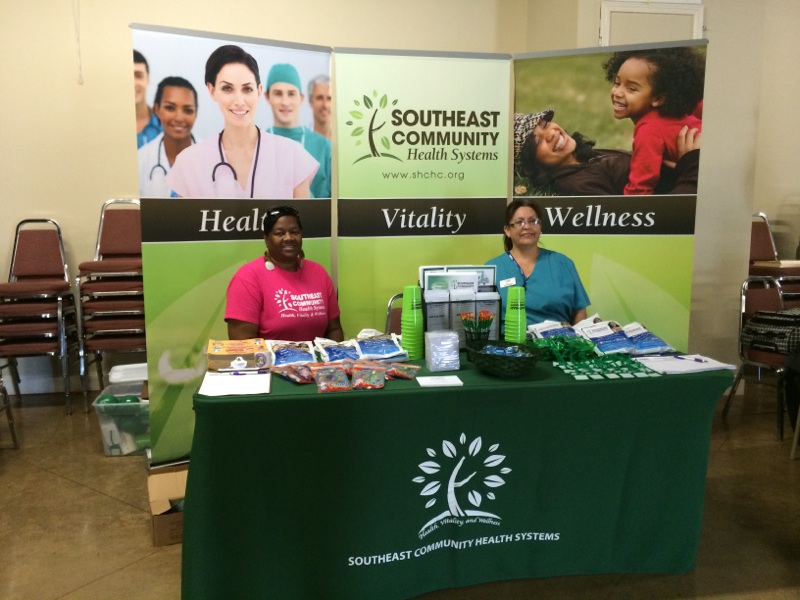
[167,132,318,199]
[225,257,340,341]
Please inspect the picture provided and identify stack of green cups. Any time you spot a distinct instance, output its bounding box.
[504,286,527,343]
[401,285,424,360]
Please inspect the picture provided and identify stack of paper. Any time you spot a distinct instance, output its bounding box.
[198,371,271,396]
[633,354,735,375]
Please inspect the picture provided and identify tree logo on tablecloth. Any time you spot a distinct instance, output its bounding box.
[414,433,511,537]
[345,91,403,164]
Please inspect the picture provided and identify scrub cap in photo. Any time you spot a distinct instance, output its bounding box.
[266,63,303,93]
[513,109,554,166]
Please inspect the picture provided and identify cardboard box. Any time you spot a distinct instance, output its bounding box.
[147,463,188,546]
[207,338,270,371]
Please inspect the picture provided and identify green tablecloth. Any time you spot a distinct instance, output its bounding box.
[182,360,732,600]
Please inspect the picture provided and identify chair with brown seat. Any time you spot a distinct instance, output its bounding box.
[76,199,146,389]
[722,275,800,438]
[749,212,778,265]
[385,293,403,335]
[0,219,85,414]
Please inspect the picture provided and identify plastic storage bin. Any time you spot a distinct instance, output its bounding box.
[92,382,150,456]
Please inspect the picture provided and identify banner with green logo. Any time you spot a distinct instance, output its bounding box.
[334,50,512,334]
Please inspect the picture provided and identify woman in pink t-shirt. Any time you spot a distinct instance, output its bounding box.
[225,206,343,342]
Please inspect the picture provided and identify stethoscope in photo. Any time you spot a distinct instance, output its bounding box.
[212,126,262,199]
[148,134,196,180]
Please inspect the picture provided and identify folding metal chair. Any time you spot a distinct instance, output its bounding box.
[76,200,146,390]
[723,275,800,439]
[0,219,86,413]
[0,370,19,449]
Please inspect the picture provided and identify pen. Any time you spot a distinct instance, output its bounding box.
[230,370,269,375]
[674,355,707,363]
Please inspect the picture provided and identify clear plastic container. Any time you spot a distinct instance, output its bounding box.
[92,382,150,456]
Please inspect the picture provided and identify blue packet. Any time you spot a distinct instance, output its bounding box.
[268,341,316,366]
[621,322,675,355]
[355,334,406,360]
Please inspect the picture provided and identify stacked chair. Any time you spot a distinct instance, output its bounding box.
[76,199,146,390]
[0,219,85,414]
[0,367,19,448]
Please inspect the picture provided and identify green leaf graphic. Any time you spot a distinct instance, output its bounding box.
[352,127,364,136]
[381,136,390,150]
[350,111,363,119]
[379,94,388,109]
[363,95,373,109]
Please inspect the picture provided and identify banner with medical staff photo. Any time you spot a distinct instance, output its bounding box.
[334,49,511,334]
[132,24,334,465]
[513,40,708,353]
[132,25,332,201]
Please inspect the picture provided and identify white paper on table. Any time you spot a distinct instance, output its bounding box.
[633,355,735,375]
[198,371,271,396]
[416,375,464,387]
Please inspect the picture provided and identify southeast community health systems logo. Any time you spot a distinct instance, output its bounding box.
[345,91,503,166]
[414,433,511,539]
[345,91,402,164]
[273,288,297,313]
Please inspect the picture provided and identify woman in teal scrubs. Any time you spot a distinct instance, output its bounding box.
[486,199,590,328]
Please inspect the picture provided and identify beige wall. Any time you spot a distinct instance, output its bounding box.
[753,0,800,259]
[0,1,794,390]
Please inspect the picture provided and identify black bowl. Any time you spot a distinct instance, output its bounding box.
[467,340,540,378]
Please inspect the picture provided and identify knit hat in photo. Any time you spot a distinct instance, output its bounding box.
[513,108,554,166]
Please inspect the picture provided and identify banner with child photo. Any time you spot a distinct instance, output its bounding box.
[512,40,707,353]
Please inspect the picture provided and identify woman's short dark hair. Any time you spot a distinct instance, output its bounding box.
[602,47,705,119]
[154,76,198,108]
[503,199,542,252]
[262,206,302,236]
[133,50,148,72]
[205,45,261,87]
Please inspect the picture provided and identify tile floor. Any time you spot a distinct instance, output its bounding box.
[1,370,799,600]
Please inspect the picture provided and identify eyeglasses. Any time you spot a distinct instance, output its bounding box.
[267,206,299,218]
[509,217,541,229]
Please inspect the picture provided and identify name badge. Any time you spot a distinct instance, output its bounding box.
[499,277,516,288]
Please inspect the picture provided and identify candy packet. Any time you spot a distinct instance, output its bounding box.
[384,362,422,380]
[351,363,386,390]
[270,364,315,384]
[310,364,351,393]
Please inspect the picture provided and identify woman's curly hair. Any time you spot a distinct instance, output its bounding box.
[603,47,705,119]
